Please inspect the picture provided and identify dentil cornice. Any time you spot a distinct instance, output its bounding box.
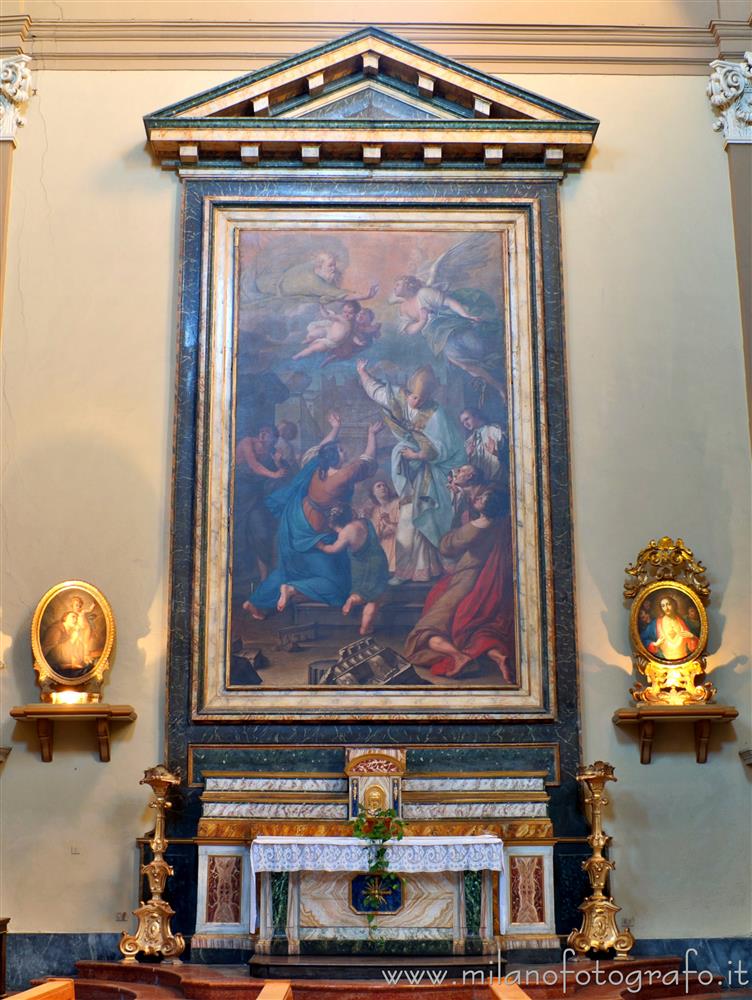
[1,16,749,74]
[708,51,752,144]
[0,54,32,145]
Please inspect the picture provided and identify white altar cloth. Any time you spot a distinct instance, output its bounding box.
[249,834,504,932]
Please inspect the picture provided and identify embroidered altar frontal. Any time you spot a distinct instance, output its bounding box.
[149,27,595,955]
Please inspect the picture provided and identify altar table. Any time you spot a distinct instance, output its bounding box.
[250,835,504,954]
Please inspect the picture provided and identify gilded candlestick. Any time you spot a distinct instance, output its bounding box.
[119,765,185,963]
[567,761,634,960]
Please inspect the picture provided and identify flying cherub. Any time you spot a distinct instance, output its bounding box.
[321,307,382,366]
[390,233,506,397]
[293,301,381,364]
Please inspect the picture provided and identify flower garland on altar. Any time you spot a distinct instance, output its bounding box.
[351,806,406,930]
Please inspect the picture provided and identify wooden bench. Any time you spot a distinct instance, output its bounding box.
[13,979,294,1000]
[13,980,76,1000]
[491,981,533,1000]
[256,985,293,1000]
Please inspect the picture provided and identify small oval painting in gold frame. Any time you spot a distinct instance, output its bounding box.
[630,580,707,667]
[31,580,116,698]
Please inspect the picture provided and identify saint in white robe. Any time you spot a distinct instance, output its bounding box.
[360,372,466,582]
[465,422,506,483]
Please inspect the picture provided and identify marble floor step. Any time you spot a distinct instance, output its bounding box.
[58,978,182,1000]
[75,964,184,988]
[55,958,738,1000]
[250,952,505,982]
[73,966,257,1000]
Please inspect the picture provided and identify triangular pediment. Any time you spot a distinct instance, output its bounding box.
[283,81,452,122]
[144,27,597,170]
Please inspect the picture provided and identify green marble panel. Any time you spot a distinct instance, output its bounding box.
[272,872,289,933]
[190,745,346,783]
[464,870,481,935]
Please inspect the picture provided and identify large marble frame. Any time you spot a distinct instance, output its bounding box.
[188,191,559,722]
[172,174,570,723]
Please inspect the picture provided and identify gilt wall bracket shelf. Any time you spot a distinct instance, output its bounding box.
[9,703,136,762]
[612,704,738,764]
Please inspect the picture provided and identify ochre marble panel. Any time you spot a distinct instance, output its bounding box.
[205,854,242,924]
[298,871,454,930]
[509,854,545,925]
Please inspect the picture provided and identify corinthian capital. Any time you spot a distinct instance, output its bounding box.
[707,52,752,144]
[0,55,32,144]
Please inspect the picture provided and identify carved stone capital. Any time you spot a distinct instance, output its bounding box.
[707,51,752,144]
[0,55,32,144]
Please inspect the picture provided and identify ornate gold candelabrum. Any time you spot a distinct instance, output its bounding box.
[119,765,185,964]
[567,761,634,960]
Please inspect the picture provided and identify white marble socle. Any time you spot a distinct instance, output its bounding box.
[500,844,557,941]
[403,776,545,791]
[193,844,252,951]
[205,776,347,792]
[203,802,348,819]
[403,802,549,819]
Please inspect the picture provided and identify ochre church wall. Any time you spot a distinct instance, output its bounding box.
[1,68,749,940]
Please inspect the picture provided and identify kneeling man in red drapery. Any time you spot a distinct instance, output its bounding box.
[404,488,514,682]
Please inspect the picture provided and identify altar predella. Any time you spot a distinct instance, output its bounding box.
[143,27,599,957]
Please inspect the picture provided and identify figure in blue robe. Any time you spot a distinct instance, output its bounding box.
[247,460,348,611]
[246,430,378,613]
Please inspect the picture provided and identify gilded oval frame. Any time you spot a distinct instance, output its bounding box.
[629,579,708,667]
[30,580,116,688]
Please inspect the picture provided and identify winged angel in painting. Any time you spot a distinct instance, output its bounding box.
[231,228,515,691]
[388,233,506,398]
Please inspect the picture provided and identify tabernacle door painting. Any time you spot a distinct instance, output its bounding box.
[195,207,555,721]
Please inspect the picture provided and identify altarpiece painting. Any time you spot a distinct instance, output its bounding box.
[197,207,555,721]
[233,225,514,684]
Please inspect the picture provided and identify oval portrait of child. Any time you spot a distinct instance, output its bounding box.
[31,581,116,685]
[630,581,707,665]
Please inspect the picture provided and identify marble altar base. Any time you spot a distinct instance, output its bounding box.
[282,870,479,955]
[252,836,502,958]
